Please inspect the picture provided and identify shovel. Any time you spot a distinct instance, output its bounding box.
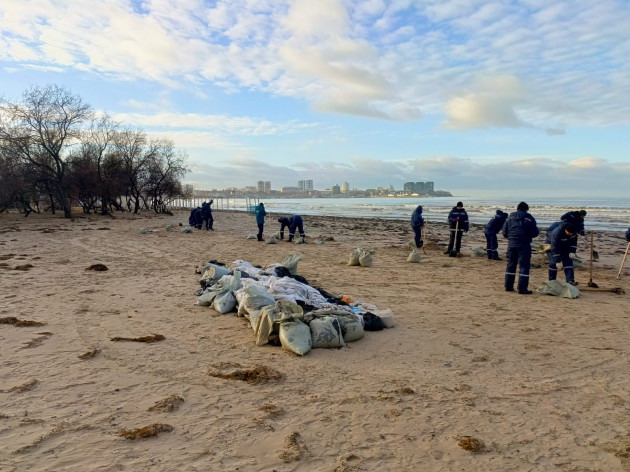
[449,219,459,257]
[587,231,598,287]
[617,241,630,279]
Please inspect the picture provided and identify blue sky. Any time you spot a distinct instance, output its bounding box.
[1,0,629,196]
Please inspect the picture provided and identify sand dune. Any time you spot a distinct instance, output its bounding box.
[1,209,629,471]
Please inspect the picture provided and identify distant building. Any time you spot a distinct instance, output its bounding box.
[281,186,300,193]
[256,180,271,193]
[341,181,349,194]
[331,184,341,195]
[298,179,314,191]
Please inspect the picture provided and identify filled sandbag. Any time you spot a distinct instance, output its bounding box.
[236,284,275,317]
[470,247,486,258]
[336,314,364,342]
[279,320,312,356]
[282,254,304,276]
[407,248,421,263]
[200,264,232,286]
[536,280,581,299]
[255,300,304,346]
[247,234,257,239]
[294,237,305,244]
[348,248,362,266]
[181,227,193,233]
[212,271,242,313]
[266,234,279,244]
[359,250,374,267]
[373,308,395,328]
[310,316,345,348]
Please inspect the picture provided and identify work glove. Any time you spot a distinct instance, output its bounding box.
[456,218,459,221]
[569,253,576,259]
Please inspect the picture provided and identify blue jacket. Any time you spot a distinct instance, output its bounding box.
[502,210,539,248]
[279,215,302,233]
[447,207,469,232]
[485,211,507,234]
[189,207,202,226]
[561,211,585,236]
[201,202,212,217]
[546,222,578,261]
[254,204,267,224]
[626,227,630,242]
[411,205,424,229]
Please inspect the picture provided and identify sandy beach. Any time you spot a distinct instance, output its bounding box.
[1,208,630,472]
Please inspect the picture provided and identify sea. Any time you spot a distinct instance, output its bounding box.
[203,196,629,233]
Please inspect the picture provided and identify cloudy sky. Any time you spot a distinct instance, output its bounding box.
[1,0,629,196]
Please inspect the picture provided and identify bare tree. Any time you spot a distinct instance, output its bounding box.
[0,85,92,218]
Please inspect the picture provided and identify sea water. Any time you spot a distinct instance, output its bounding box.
[229,196,629,232]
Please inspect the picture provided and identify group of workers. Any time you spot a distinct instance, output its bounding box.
[410,201,629,295]
[194,200,629,290]
[188,200,214,230]
[253,202,305,242]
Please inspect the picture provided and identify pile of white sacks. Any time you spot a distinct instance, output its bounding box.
[195,255,395,356]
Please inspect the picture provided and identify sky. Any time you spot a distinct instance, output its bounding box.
[1,0,629,197]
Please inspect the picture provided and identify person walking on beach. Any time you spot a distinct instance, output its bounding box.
[277,215,305,242]
[201,200,214,231]
[411,205,424,248]
[484,210,507,260]
[502,201,539,294]
[445,201,469,255]
[546,222,579,285]
[255,202,267,241]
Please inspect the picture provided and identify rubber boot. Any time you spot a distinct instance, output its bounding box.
[288,235,294,243]
[517,276,532,294]
[257,234,263,241]
[505,274,515,291]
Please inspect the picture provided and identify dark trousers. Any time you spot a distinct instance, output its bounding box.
[413,227,423,248]
[505,246,532,292]
[485,232,498,259]
[447,230,463,253]
[257,223,264,241]
[203,214,213,230]
[547,253,574,282]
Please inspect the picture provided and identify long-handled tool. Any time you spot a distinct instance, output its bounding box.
[421,220,428,255]
[449,219,459,257]
[617,241,630,279]
[587,231,598,287]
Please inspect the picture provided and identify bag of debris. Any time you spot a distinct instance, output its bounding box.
[313,238,325,245]
[407,247,422,263]
[139,227,148,234]
[208,271,242,313]
[348,248,362,266]
[532,243,551,254]
[362,312,385,331]
[282,254,304,276]
[279,320,312,356]
[470,247,486,258]
[255,300,304,346]
[181,227,193,233]
[373,308,395,328]
[247,234,257,239]
[294,236,305,244]
[266,234,279,244]
[336,314,364,343]
[310,316,345,348]
[166,224,174,232]
[236,283,275,317]
[200,264,232,287]
[359,250,374,267]
[536,280,581,299]
[196,288,219,306]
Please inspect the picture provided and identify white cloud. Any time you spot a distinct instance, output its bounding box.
[444,75,531,130]
[1,0,629,128]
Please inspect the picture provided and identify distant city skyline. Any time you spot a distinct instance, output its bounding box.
[1,1,629,197]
